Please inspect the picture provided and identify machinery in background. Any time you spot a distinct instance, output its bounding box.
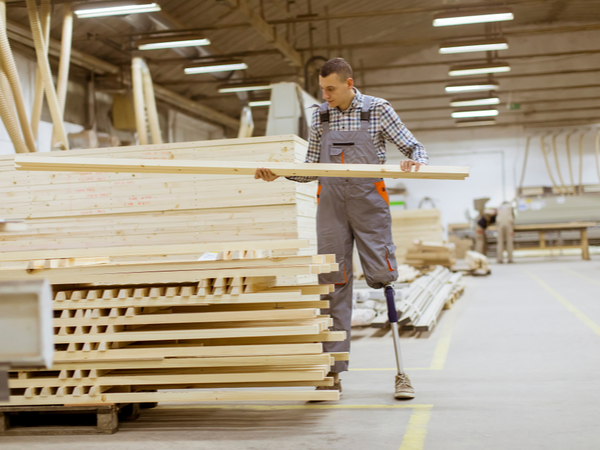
[265,82,318,140]
[0,280,54,402]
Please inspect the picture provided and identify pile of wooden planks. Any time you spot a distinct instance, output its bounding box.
[405,240,457,268]
[391,209,444,264]
[2,247,345,406]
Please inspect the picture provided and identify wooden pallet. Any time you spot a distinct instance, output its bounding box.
[0,404,119,435]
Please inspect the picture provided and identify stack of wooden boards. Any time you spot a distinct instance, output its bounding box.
[0,135,318,286]
[405,240,457,268]
[369,266,463,330]
[391,209,444,264]
[2,247,345,406]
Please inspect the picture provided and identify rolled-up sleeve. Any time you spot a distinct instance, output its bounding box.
[380,103,429,165]
[286,108,321,183]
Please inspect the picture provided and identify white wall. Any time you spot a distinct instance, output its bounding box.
[385,125,600,230]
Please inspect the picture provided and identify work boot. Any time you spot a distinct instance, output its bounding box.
[312,372,342,400]
[394,372,415,399]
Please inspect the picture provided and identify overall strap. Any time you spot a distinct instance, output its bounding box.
[319,101,330,132]
[360,95,372,131]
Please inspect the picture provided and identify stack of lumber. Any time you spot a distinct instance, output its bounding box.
[369,267,463,330]
[0,135,317,286]
[391,209,444,263]
[465,251,490,275]
[405,240,457,268]
[2,246,346,406]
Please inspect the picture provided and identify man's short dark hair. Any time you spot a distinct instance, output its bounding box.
[320,58,353,81]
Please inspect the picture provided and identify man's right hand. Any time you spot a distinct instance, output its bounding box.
[255,168,280,182]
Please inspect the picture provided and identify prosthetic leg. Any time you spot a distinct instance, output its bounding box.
[384,284,415,399]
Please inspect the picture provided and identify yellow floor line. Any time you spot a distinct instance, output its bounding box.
[526,270,600,338]
[561,266,600,288]
[351,305,460,372]
[154,403,433,411]
[398,405,433,450]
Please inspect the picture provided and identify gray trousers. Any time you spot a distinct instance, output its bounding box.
[497,223,514,263]
[318,182,398,373]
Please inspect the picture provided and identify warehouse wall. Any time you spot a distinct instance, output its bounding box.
[386,126,600,230]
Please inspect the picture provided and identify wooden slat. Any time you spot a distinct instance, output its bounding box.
[15,155,470,180]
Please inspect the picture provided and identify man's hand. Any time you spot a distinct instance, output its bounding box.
[255,168,280,182]
[400,160,424,172]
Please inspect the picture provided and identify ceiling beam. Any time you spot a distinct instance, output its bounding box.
[409,116,600,133]
[6,20,239,129]
[220,0,303,67]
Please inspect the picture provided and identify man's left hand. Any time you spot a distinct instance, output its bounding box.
[400,160,424,172]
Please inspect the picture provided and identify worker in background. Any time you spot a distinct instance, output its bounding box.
[255,58,429,400]
[475,212,495,255]
[496,201,515,263]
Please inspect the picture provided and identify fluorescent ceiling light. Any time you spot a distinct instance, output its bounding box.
[218,83,272,93]
[450,97,500,107]
[138,38,210,50]
[440,39,508,54]
[74,2,161,18]
[452,110,499,119]
[185,62,248,74]
[249,100,271,107]
[455,119,497,127]
[434,9,514,27]
[445,82,499,93]
[449,63,510,77]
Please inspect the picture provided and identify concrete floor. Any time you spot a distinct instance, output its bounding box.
[3,256,600,449]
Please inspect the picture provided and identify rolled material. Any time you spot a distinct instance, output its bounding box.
[0,70,27,153]
[51,2,73,148]
[131,57,148,145]
[25,0,69,150]
[140,59,162,144]
[30,0,51,140]
[0,0,36,152]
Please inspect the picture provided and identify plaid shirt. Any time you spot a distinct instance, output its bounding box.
[288,89,429,182]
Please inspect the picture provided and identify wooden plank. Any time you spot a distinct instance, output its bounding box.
[2,389,339,406]
[14,155,470,180]
[0,239,309,262]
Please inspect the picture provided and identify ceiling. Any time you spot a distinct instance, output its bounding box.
[6,0,600,133]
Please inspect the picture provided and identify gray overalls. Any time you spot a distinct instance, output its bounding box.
[317,95,399,373]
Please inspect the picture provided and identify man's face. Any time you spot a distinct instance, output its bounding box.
[319,73,354,108]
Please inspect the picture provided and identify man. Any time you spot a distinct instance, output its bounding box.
[255,58,429,399]
[496,201,515,263]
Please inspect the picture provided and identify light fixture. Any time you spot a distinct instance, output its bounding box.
[74,2,161,18]
[218,83,272,93]
[450,96,500,107]
[449,62,510,77]
[439,38,508,54]
[137,37,211,50]
[184,62,248,75]
[452,110,499,119]
[433,8,514,27]
[455,119,497,127]
[445,82,499,93]
[249,100,271,107]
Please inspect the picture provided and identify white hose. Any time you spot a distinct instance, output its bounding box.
[140,60,162,144]
[595,130,600,184]
[131,57,148,145]
[517,136,531,196]
[51,2,73,148]
[26,0,69,150]
[551,133,568,195]
[0,69,27,153]
[30,0,50,140]
[540,135,559,191]
[565,132,576,195]
[0,0,36,152]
